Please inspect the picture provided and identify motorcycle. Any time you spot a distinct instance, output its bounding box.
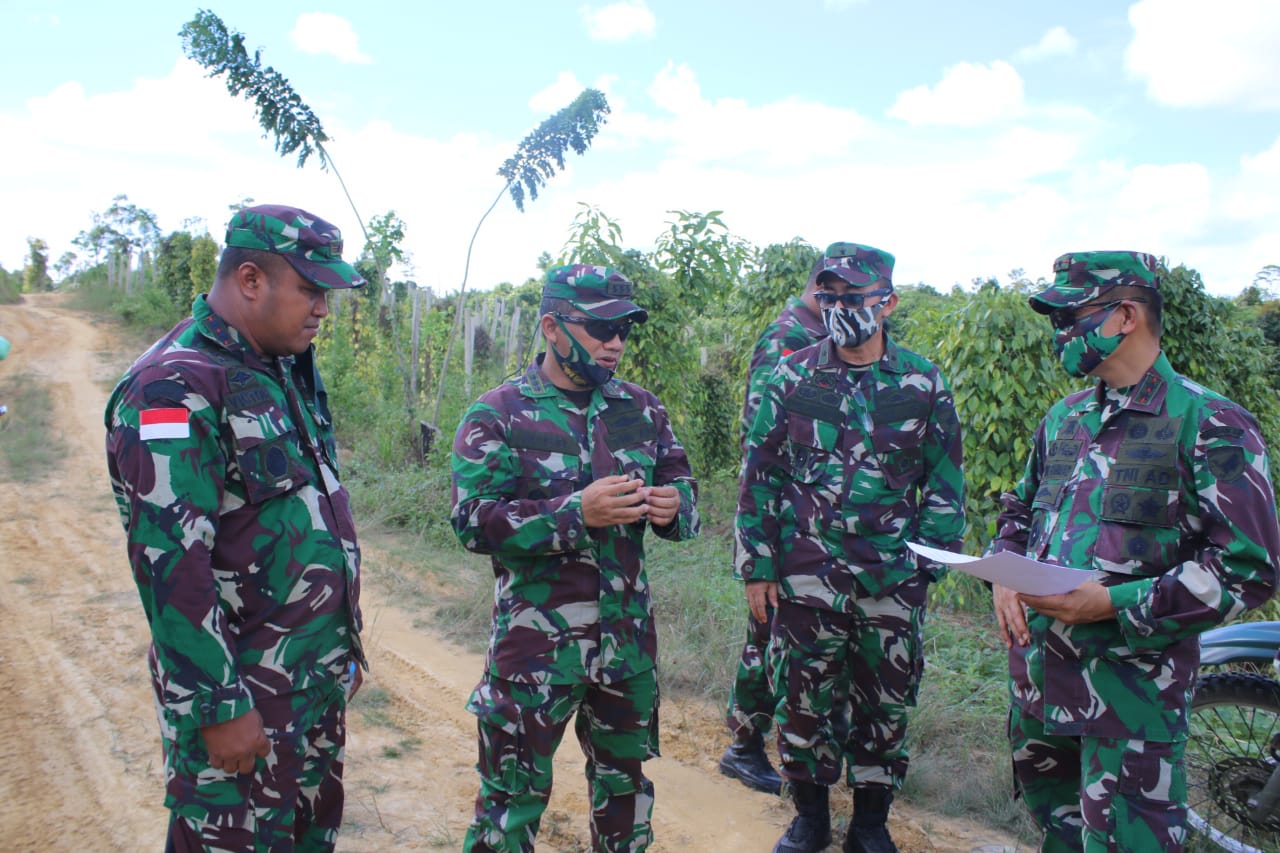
[1189,620,1280,852]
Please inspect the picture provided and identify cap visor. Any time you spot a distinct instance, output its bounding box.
[286,256,366,289]
[820,269,881,287]
[578,299,647,322]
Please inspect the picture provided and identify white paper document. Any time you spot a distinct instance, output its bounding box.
[907,542,1100,596]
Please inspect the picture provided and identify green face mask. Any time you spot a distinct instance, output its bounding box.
[1053,303,1125,377]
[552,316,615,387]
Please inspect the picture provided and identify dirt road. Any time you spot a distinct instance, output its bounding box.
[0,294,1018,852]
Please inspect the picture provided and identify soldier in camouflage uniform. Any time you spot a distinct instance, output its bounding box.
[451,263,699,852]
[737,242,966,853]
[104,204,366,852]
[989,250,1280,852]
[720,255,827,796]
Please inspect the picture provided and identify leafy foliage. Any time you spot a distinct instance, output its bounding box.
[72,194,161,284]
[23,238,52,292]
[154,231,195,315]
[0,266,23,303]
[932,279,1076,550]
[189,235,219,303]
[1160,261,1280,459]
[497,89,611,212]
[180,9,330,169]
[730,239,821,335]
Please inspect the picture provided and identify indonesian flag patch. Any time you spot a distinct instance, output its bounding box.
[139,407,190,441]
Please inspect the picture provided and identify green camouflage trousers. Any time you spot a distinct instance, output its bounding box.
[1010,704,1188,852]
[463,670,660,852]
[160,681,347,853]
[725,606,775,737]
[772,576,928,788]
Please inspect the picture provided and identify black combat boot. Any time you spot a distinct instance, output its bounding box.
[843,786,899,853]
[717,729,783,795]
[773,781,831,853]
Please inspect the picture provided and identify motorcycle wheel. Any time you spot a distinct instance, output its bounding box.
[1188,672,1280,853]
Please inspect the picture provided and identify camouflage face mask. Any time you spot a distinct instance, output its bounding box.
[822,303,884,349]
[1054,303,1126,377]
[552,316,616,387]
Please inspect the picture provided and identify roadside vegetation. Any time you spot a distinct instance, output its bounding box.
[20,200,1280,844]
[0,372,65,481]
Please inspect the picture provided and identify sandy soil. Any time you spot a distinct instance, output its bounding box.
[0,293,1022,852]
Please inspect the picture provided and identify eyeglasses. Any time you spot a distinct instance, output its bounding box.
[814,286,893,309]
[555,314,636,342]
[1048,297,1147,331]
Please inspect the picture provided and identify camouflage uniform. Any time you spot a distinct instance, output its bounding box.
[105,206,364,853]
[991,251,1280,851]
[736,333,966,789]
[452,268,699,851]
[728,294,828,739]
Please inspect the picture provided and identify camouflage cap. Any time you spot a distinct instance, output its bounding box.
[224,204,365,289]
[818,242,895,288]
[1030,250,1159,314]
[543,264,648,322]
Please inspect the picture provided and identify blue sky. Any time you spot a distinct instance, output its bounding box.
[2,0,1278,296]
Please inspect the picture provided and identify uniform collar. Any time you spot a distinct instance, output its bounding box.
[521,354,630,401]
[814,333,906,373]
[192,295,280,371]
[1095,352,1171,415]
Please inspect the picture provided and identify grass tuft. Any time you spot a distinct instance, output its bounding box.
[0,372,66,482]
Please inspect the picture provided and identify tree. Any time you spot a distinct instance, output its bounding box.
[73,195,161,292]
[23,238,53,292]
[155,230,196,314]
[933,279,1075,551]
[189,234,219,301]
[727,238,821,372]
[180,10,612,436]
[181,12,329,170]
[1254,264,1280,292]
[430,88,612,427]
[361,211,408,308]
[1159,261,1280,458]
[52,251,77,285]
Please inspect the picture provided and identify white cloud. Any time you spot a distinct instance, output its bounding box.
[290,13,372,65]
[1108,163,1213,243]
[1014,26,1078,62]
[2,52,1268,298]
[1220,136,1280,223]
[531,71,623,115]
[1125,0,1280,109]
[888,60,1024,126]
[580,1,656,42]
[529,72,589,113]
[630,62,870,168]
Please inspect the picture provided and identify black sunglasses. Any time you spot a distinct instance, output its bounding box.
[556,314,636,342]
[1048,297,1147,331]
[814,286,893,309]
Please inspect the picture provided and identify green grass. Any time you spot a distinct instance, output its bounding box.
[380,736,423,760]
[0,372,66,482]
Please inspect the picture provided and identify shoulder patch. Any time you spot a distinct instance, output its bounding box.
[1201,425,1245,441]
[139,407,190,441]
[142,379,188,406]
[1206,446,1246,482]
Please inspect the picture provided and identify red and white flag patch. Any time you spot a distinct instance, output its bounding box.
[139,407,190,441]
